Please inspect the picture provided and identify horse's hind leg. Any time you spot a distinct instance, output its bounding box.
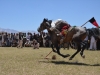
[80,41,87,58]
[69,44,81,60]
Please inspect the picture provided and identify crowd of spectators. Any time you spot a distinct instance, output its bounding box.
[0,31,100,50]
[0,32,52,49]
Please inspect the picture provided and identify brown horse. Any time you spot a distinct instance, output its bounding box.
[38,18,87,60]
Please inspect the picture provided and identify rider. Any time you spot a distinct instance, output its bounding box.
[57,23,71,45]
[57,24,71,37]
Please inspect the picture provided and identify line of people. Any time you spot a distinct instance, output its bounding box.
[0,32,52,49]
[0,32,100,50]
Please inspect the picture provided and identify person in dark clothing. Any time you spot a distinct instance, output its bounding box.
[0,33,2,46]
[33,33,37,40]
[30,34,33,41]
[17,32,23,48]
[38,34,43,47]
[97,39,100,50]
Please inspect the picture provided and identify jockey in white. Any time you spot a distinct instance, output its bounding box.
[50,19,70,37]
[49,19,63,31]
[51,19,63,27]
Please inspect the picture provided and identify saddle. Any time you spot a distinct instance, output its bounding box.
[60,26,75,44]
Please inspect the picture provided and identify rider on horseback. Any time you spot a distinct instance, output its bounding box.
[44,18,71,37]
[57,24,71,37]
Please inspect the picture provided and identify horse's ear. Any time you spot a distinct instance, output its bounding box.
[43,18,48,22]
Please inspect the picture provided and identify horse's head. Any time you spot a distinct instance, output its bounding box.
[37,18,52,32]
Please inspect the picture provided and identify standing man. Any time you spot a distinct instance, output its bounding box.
[89,35,97,50]
[17,32,23,48]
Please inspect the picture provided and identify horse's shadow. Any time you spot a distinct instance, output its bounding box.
[39,60,100,66]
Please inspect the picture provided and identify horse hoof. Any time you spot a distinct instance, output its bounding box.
[69,58,72,60]
[80,52,83,56]
[63,54,70,58]
[66,54,70,57]
[82,55,85,58]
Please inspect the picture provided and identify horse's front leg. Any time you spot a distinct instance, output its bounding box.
[69,44,81,60]
[51,44,57,53]
[55,44,70,58]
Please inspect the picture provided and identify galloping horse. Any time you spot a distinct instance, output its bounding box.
[38,18,87,60]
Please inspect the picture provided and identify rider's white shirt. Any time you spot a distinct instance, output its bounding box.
[51,19,62,27]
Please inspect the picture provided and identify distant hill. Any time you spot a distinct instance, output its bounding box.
[0,28,19,33]
[0,27,38,33]
[21,30,38,34]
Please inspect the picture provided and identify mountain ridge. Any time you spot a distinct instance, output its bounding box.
[0,27,37,33]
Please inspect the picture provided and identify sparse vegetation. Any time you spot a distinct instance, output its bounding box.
[0,47,100,75]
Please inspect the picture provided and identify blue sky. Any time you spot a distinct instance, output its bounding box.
[0,0,100,31]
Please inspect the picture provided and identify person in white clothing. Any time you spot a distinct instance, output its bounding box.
[24,39,31,47]
[89,36,97,50]
[26,33,30,41]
